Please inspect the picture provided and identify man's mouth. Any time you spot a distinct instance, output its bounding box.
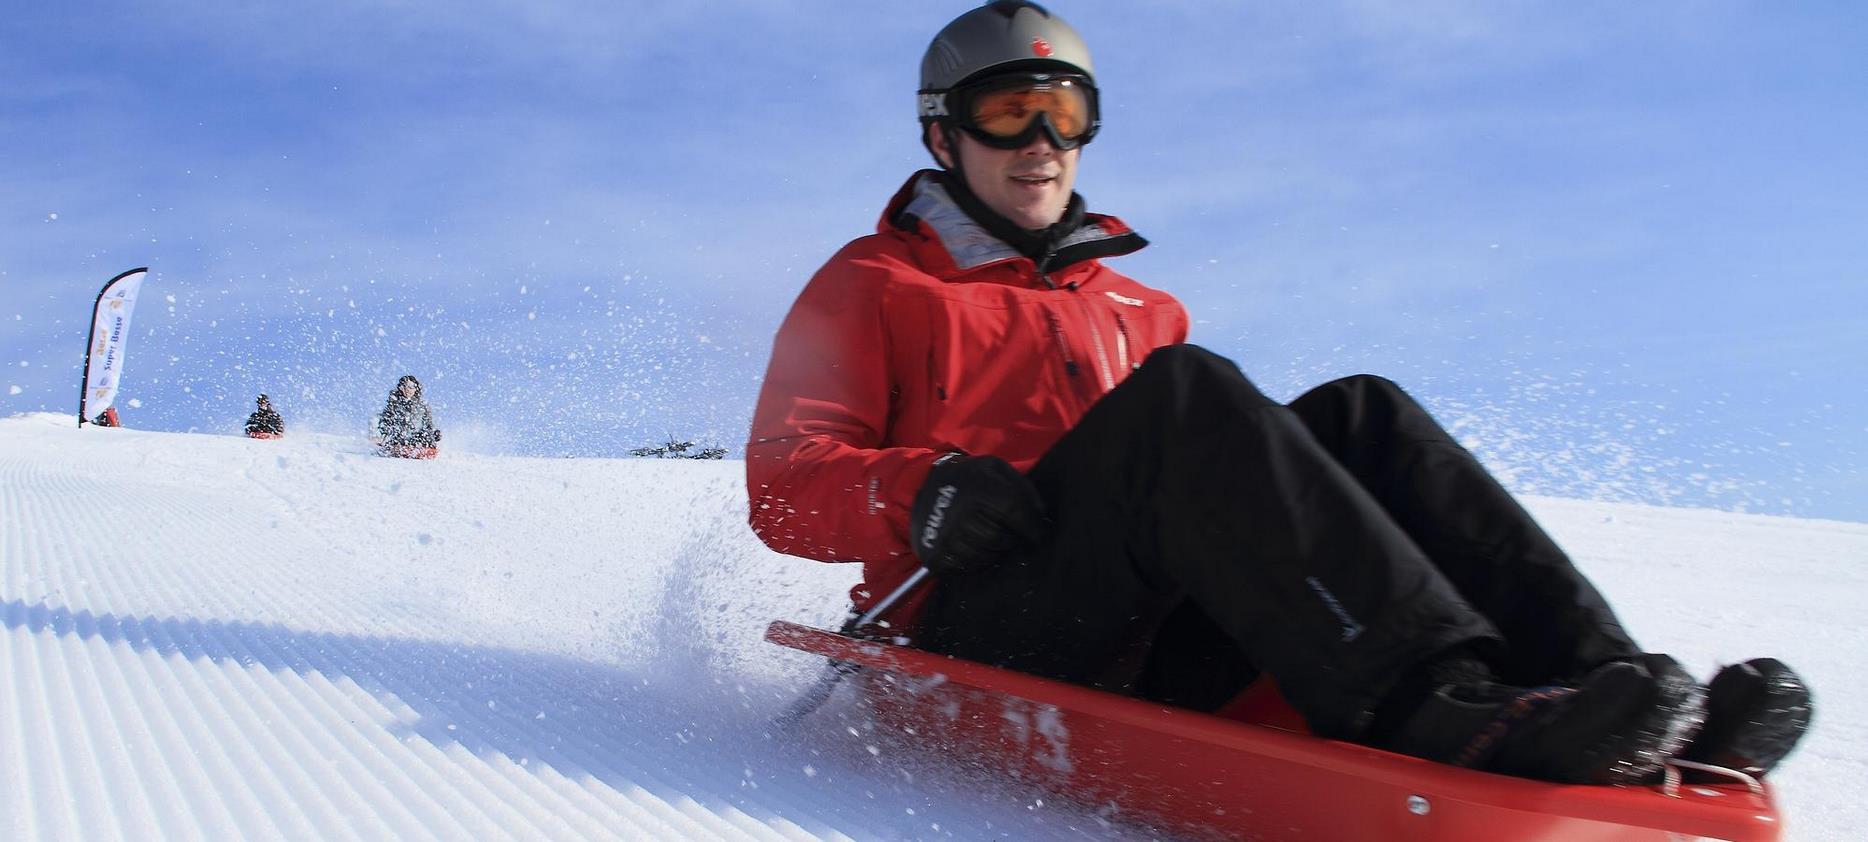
[1011,174,1055,185]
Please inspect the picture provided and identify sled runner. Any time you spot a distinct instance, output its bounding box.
[767,620,1783,841]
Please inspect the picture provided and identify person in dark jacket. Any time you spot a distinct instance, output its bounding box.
[375,375,440,452]
[746,1,1810,785]
[244,394,284,438]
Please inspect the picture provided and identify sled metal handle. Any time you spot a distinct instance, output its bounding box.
[846,567,932,636]
[1660,758,1765,797]
[775,567,933,727]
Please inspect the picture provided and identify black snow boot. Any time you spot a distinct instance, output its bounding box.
[1676,658,1812,778]
[1375,654,1706,785]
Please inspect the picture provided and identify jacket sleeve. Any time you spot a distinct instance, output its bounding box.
[746,245,942,564]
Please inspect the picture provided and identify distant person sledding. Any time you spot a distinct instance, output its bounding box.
[373,374,441,459]
[245,394,284,439]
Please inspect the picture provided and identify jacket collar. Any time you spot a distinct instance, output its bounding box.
[879,170,1146,278]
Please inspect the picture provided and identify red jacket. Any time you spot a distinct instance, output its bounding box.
[747,171,1191,624]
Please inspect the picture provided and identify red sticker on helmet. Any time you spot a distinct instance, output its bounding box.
[1031,37,1052,57]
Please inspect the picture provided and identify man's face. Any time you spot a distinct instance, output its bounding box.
[930,125,1079,231]
[398,381,417,397]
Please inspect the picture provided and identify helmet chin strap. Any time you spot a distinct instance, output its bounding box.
[939,122,970,189]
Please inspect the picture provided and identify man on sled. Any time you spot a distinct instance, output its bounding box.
[746,1,1810,785]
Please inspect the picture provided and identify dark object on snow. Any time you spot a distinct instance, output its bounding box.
[629,438,725,459]
[91,406,121,427]
[375,375,440,452]
[245,394,284,438]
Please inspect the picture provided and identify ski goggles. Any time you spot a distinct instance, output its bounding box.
[920,73,1100,151]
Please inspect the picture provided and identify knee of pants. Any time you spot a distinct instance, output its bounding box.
[1292,373,1445,449]
[1330,373,1406,401]
[1133,344,1277,410]
[1298,373,1415,413]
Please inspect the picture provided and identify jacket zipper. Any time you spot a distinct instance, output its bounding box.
[1045,310,1080,378]
[1038,255,1115,399]
[1114,313,1135,372]
[1069,287,1117,392]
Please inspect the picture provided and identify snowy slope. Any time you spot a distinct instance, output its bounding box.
[0,412,1861,840]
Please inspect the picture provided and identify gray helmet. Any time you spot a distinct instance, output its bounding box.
[918,2,1100,156]
[920,1,1094,93]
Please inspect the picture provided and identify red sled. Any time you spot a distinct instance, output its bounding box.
[246,431,282,440]
[377,444,437,459]
[766,620,1784,842]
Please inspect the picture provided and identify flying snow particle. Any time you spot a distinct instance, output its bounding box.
[7,385,20,395]
[128,398,142,408]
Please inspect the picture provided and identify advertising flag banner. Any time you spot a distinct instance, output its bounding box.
[79,267,148,426]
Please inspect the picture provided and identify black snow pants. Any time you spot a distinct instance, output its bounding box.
[917,344,1639,740]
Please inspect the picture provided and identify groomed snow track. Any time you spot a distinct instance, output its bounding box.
[0,413,1859,840]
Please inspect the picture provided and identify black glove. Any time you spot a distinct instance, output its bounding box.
[908,453,1049,575]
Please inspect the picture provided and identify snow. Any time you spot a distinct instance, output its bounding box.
[1,411,1862,840]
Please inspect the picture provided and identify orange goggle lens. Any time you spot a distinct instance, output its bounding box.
[967,78,1094,141]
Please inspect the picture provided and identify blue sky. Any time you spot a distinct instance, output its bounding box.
[4,2,1865,521]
